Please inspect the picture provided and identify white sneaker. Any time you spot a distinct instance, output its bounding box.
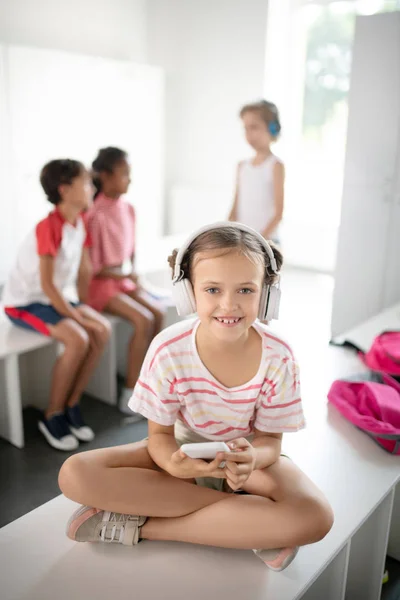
[38,413,79,451]
[119,387,144,421]
[65,405,95,442]
[253,546,299,571]
[67,505,147,544]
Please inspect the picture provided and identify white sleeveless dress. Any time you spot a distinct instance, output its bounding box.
[236,154,281,240]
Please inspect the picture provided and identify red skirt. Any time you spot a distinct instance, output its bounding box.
[87,277,136,312]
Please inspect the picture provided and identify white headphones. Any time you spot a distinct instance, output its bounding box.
[171,221,281,321]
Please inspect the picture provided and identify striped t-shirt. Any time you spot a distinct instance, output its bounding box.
[85,193,136,275]
[129,318,305,441]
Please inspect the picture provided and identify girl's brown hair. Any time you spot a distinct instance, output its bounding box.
[168,226,283,286]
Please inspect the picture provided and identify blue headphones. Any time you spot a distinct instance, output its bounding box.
[268,120,281,137]
[261,100,281,137]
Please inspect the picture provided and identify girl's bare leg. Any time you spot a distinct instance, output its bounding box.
[128,288,166,338]
[142,456,333,549]
[59,440,225,516]
[46,320,90,418]
[104,294,154,389]
[66,305,111,407]
[59,444,333,550]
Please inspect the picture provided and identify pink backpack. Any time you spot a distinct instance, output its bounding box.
[328,373,400,455]
[362,331,400,376]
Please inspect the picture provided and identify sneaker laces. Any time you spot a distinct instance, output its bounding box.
[99,512,138,543]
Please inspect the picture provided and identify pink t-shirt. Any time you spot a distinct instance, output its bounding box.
[129,318,306,441]
[85,193,136,275]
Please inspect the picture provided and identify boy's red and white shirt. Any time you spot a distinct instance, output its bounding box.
[2,208,90,307]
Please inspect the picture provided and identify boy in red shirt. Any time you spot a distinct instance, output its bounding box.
[3,160,111,450]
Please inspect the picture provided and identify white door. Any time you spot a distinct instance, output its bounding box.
[383,136,400,309]
[331,13,400,337]
[382,13,400,309]
[332,184,394,338]
[341,14,400,188]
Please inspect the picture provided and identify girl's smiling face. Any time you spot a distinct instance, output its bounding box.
[192,248,264,342]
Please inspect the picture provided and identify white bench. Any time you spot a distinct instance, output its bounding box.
[1,345,399,600]
[0,312,123,448]
[0,235,185,448]
[0,276,178,448]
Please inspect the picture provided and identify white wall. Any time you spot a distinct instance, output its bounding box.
[0,0,269,248]
[0,0,153,283]
[147,0,269,232]
[0,0,147,62]
[0,45,164,282]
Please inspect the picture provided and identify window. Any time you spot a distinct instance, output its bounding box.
[265,0,400,271]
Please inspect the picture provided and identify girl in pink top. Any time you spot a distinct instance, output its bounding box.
[85,147,165,414]
[61,223,333,572]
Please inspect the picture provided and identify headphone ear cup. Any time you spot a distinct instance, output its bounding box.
[265,286,281,321]
[172,279,196,317]
[268,120,281,137]
[258,286,269,320]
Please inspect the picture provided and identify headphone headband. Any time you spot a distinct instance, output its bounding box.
[173,221,278,283]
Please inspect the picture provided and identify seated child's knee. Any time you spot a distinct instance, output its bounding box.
[320,501,334,539]
[104,319,112,338]
[148,313,157,333]
[137,311,155,334]
[99,320,112,344]
[58,454,85,499]
[308,497,334,542]
[69,327,90,354]
[73,329,90,354]
[155,305,167,320]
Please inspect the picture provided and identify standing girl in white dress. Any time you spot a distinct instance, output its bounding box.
[229,100,284,244]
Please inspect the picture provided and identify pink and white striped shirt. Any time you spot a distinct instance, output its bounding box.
[129,318,305,441]
[85,193,136,275]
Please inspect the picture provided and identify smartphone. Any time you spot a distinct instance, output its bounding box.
[180,441,230,460]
